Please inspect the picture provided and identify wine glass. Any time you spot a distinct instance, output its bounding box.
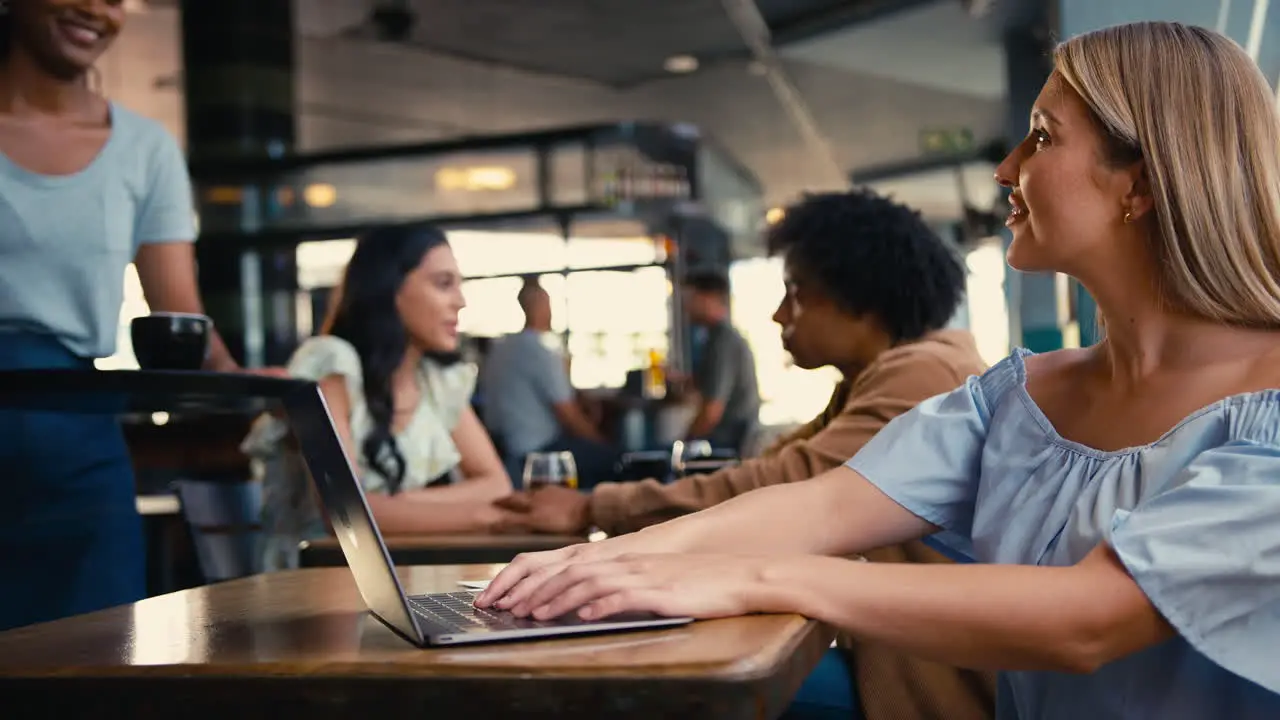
[522,451,578,491]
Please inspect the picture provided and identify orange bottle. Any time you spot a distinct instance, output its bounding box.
[645,348,667,400]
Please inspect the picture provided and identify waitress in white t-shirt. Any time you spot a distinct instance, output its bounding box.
[244,223,513,569]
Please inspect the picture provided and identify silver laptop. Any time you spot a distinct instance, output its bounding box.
[284,381,693,646]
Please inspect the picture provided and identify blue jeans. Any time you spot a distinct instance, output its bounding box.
[0,332,144,631]
[782,649,862,719]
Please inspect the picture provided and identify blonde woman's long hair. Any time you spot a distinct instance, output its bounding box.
[1055,21,1280,328]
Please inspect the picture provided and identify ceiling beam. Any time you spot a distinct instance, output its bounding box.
[720,0,848,189]
[850,138,1007,184]
[769,0,939,47]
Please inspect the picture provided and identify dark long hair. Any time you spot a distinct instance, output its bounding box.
[321,223,452,494]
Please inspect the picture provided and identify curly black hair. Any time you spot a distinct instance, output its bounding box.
[766,189,966,343]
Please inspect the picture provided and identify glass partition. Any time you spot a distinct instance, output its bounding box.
[286,148,541,224]
[698,142,766,256]
[186,122,763,380]
[191,122,757,245]
[292,213,672,389]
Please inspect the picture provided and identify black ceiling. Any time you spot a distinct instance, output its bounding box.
[344,0,935,87]
[756,0,937,44]
[407,0,744,86]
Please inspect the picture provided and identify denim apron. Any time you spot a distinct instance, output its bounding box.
[0,331,144,631]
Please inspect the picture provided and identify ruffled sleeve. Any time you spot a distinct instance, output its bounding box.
[1109,439,1280,694]
[287,336,364,394]
[421,359,478,432]
[845,353,1019,559]
[241,336,363,458]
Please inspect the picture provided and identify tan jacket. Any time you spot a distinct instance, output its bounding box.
[588,329,996,720]
[589,329,988,535]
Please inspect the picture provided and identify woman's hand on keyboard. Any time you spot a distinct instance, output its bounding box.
[485,551,772,622]
[474,530,671,611]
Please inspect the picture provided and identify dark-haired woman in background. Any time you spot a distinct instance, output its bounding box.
[244,224,513,569]
[0,0,248,630]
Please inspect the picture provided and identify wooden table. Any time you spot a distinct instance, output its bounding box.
[0,565,834,719]
[299,533,588,567]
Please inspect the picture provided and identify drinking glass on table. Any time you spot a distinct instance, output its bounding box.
[522,451,578,491]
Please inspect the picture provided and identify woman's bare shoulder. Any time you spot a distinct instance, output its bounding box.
[1022,346,1096,381]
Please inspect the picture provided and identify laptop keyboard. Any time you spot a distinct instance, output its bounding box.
[406,591,584,634]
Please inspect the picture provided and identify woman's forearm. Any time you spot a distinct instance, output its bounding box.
[403,473,509,505]
[638,466,934,556]
[366,493,500,534]
[632,482,836,554]
[204,329,239,372]
[756,548,1171,673]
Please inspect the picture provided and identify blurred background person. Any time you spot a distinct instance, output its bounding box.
[244,223,512,570]
[481,277,618,487]
[680,270,761,454]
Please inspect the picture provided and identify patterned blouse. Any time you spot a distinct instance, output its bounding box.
[242,335,477,569]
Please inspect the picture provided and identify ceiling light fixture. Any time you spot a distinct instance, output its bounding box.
[435,167,517,192]
[303,183,338,208]
[663,54,700,74]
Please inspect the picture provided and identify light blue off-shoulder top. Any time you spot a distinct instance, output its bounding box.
[846,349,1280,720]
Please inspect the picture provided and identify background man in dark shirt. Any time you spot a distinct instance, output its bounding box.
[681,271,760,453]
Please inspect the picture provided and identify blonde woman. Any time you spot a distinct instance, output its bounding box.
[477,22,1280,719]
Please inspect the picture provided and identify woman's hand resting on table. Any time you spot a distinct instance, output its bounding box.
[474,536,777,622]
